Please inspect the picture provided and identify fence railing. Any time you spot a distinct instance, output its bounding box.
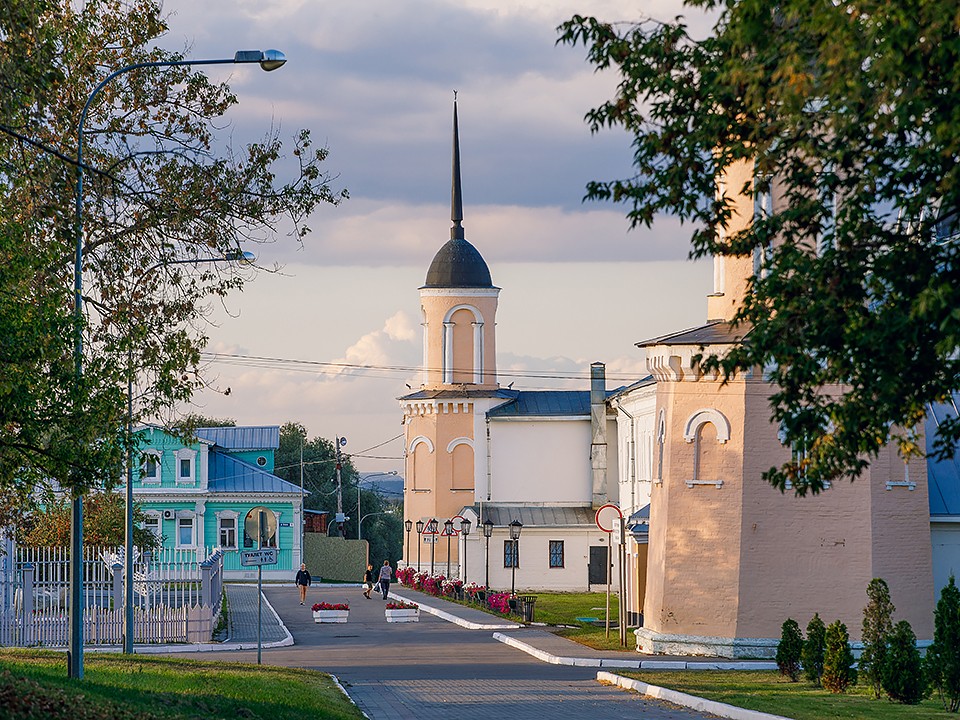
[0,545,222,647]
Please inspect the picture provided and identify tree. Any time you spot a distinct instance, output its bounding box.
[881,620,925,705]
[559,1,960,493]
[0,0,346,508]
[821,620,857,693]
[18,492,156,548]
[926,576,960,712]
[802,613,826,686]
[776,618,803,681]
[861,578,895,698]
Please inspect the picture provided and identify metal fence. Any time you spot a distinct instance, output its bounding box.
[0,545,223,647]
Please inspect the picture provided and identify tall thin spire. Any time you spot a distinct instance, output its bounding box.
[450,93,464,240]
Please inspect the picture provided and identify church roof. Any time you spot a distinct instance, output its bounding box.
[423,237,493,288]
[487,389,624,418]
[637,320,749,348]
[207,450,301,495]
[421,99,495,290]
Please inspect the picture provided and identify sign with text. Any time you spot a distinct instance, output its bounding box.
[240,548,278,566]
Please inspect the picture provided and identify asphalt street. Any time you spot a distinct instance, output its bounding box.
[181,584,721,720]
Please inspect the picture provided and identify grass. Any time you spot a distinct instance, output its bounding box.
[0,649,363,720]
[520,591,631,651]
[618,670,954,720]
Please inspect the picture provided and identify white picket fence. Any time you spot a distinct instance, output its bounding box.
[0,545,221,647]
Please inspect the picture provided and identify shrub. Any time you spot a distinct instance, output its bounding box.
[802,613,826,685]
[926,575,960,712]
[861,577,895,698]
[821,620,857,693]
[881,620,925,704]
[776,618,803,681]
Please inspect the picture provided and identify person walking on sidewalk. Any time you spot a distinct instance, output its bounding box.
[295,563,312,605]
[377,560,393,599]
[362,564,375,599]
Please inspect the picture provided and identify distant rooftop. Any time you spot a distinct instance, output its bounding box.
[195,426,280,451]
[487,389,624,418]
[637,320,749,348]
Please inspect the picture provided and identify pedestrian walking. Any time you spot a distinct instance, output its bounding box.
[295,563,312,605]
[377,560,393,599]
[362,563,375,599]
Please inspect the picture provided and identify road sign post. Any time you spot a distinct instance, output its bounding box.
[595,503,626,646]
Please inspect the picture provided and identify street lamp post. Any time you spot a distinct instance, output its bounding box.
[443,519,453,577]
[427,518,438,575]
[459,518,471,582]
[509,520,523,597]
[482,519,493,589]
[415,520,424,572]
[404,520,412,568]
[71,48,286,680]
[123,252,253,656]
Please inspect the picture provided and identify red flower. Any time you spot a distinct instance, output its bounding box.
[311,602,349,611]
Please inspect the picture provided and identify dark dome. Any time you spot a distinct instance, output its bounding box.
[423,238,493,288]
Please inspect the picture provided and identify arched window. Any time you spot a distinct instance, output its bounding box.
[683,408,730,488]
[448,438,474,490]
[409,436,434,491]
[655,410,666,484]
[442,304,484,384]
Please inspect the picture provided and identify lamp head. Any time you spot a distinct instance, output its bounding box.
[482,519,494,538]
[460,518,472,536]
[443,519,454,534]
[234,49,287,71]
[416,520,425,534]
[225,249,256,264]
[509,519,523,540]
[405,519,412,532]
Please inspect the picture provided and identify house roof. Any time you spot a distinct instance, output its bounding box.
[487,389,624,418]
[464,504,597,528]
[399,387,519,401]
[207,450,302,495]
[637,320,749,348]
[195,426,280,451]
[927,395,960,516]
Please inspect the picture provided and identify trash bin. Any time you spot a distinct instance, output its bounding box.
[519,595,537,622]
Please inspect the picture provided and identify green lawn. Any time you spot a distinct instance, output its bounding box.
[620,670,953,720]
[0,649,363,720]
[522,591,630,651]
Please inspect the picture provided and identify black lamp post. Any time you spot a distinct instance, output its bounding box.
[404,519,412,568]
[427,518,438,575]
[444,519,454,577]
[509,519,523,596]
[482,519,494,589]
[460,518,472,582]
[415,520,424,572]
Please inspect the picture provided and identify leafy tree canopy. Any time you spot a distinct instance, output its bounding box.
[0,0,346,506]
[17,491,156,548]
[559,1,960,493]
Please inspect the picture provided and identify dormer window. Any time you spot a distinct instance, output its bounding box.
[174,448,197,485]
[140,450,161,484]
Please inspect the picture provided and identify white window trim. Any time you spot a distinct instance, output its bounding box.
[175,510,197,548]
[140,449,162,485]
[174,448,197,485]
[216,510,240,549]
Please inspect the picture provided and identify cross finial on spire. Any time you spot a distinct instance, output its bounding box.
[450,94,464,240]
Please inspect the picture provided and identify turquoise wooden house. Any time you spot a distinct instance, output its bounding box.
[126,425,303,580]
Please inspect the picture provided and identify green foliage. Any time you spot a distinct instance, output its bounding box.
[881,620,925,705]
[821,620,857,693]
[0,0,346,509]
[926,576,960,712]
[776,618,803,682]
[558,1,960,492]
[17,491,156,548]
[802,613,826,686]
[861,577,896,698]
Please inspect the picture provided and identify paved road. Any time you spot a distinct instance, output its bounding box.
[184,585,718,720]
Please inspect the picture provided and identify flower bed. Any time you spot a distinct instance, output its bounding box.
[312,601,349,623]
[311,602,349,611]
[385,600,420,623]
[385,601,418,610]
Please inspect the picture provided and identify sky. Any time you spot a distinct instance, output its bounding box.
[157,0,716,474]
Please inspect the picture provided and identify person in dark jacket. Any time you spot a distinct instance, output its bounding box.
[295,563,312,605]
[363,564,375,598]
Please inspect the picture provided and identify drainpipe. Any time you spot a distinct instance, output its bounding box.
[485,416,493,502]
[591,362,607,509]
[615,398,637,513]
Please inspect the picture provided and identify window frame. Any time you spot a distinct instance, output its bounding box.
[175,514,196,548]
[140,450,161,484]
[503,539,519,569]
[548,540,564,569]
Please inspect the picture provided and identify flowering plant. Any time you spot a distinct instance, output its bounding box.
[412,571,429,591]
[422,574,444,596]
[385,601,418,610]
[463,582,486,597]
[311,602,349,611]
[397,566,416,586]
[485,592,511,614]
[441,578,463,597]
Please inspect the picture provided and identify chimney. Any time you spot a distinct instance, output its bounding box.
[591,362,608,508]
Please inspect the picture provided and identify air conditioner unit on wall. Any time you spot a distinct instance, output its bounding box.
[162,510,175,520]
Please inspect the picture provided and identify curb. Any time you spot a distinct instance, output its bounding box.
[598,671,792,720]
[388,591,522,630]
[492,633,777,671]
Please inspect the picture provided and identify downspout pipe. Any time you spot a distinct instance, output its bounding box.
[615,398,637,513]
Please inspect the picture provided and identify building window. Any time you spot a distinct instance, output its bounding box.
[177,516,195,548]
[219,517,237,549]
[503,539,519,569]
[140,451,161,483]
[174,449,196,484]
[143,515,160,542]
[549,540,564,569]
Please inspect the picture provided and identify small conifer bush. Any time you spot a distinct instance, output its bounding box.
[881,620,925,704]
[821,620,857,693]
[926,575,960,712]
[860,577,895,699]
[775,618,803,681]
[801,613,826,686]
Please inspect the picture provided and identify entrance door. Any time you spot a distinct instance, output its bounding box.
[588,545,608,587]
